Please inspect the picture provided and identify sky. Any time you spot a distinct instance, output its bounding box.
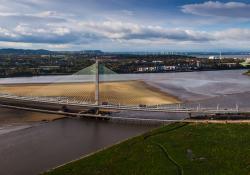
[0,0,250,51]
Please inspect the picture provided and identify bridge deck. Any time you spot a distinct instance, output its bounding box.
[0,93,249,114]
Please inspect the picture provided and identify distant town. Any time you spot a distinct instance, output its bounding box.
[0,49,249,77]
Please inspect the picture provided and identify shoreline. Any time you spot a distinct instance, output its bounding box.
[137,80,182,103]
[42,125,157,174]
[243,70,250,76]
[0,68,248,79]
[0,116,68,136]
[42,122,250,175]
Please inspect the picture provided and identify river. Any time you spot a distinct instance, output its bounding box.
[1,70,249,102]
[0,116,155,175]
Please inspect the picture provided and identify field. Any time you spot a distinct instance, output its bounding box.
[0,80,180,105]
[241,61,250,67]
[43,123,250,175]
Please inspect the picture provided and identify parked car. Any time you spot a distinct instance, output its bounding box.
[102,102,108,105]
[139,104,146,108]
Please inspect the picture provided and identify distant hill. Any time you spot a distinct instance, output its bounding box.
[0,48,53,55]
[0,48,106,55]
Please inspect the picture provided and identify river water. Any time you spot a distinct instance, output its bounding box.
[1,70,249,102]
[0,117,154,175]
[0,69,249,175]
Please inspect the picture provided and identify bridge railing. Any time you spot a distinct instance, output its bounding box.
[0,93,249,114]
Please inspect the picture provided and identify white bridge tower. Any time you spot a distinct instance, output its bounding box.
[95,58,100,105]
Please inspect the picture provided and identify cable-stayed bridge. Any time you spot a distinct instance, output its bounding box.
[0,59,249,121]
[0,92,248,114]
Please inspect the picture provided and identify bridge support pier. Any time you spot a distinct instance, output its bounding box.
[95,108,100,115]
[188,113,192,118]
[95,58,100,115]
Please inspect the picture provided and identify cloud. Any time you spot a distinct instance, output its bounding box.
[0,22,105,45]
[0,0,249,51]
[0,24,77,44]
[0,10,72,24]
[214,28,250,40]
[0,27,17,38]
[1,20,250,50]
[78,21,250,51]
[79,21,213,42]
[182,1,250,18]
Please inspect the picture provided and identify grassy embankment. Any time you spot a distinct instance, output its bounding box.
[240,60,250,67]
[243,70,250,76]
[43,123,250,175]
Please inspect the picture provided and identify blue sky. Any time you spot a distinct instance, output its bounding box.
[0,0,250,51]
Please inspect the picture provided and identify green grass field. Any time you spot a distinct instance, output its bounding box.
[43,123,250,175]
[240,62,250,67]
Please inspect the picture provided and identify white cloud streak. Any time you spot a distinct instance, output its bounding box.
[182,1,250,18]
[1,20,250,49]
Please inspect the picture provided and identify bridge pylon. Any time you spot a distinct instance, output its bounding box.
[95,58,100,106]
